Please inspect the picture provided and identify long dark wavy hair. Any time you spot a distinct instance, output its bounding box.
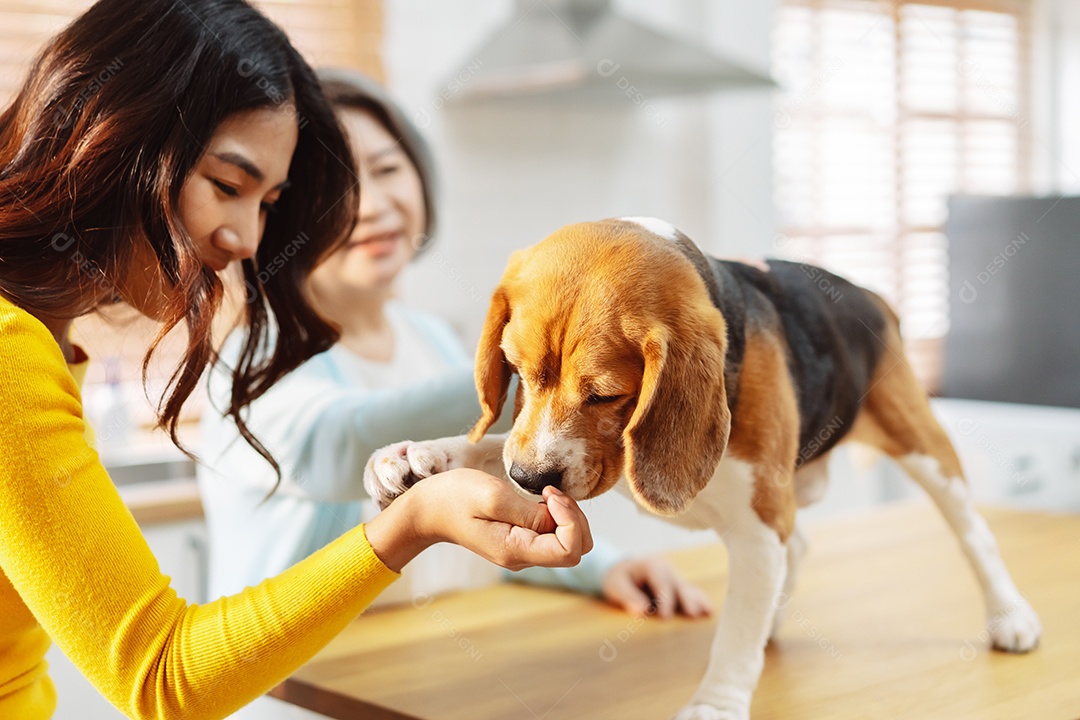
[0,0,357,467]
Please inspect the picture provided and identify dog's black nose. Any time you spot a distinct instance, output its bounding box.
[509,463,563,494]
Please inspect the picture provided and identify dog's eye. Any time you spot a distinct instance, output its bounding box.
[586,393,622,405]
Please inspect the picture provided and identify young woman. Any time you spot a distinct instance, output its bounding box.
[198,68,714,617]
[0,2,591,719]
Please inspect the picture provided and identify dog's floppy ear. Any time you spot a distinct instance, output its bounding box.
[469,286,512,442]
[623,319,731,515]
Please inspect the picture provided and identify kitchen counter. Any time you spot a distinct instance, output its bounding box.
[99,427,204,525]
[269,503,1080,720]
[118,477,203,525]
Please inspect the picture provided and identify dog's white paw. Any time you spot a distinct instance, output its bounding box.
[363,440,456,509]
[988,599,1041,653]
[672,705,746,720]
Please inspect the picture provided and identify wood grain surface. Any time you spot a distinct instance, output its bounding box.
[271,502,1080,719]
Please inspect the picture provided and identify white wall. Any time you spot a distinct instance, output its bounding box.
[384,0,777,347]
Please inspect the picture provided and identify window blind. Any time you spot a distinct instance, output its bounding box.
[0,1,383,105]
[773,0,1031,389]
[254,0,383,78]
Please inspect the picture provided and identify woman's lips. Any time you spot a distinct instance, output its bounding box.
[349,230,403,255]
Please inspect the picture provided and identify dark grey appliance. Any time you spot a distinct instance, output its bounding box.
[943,195,1080,408]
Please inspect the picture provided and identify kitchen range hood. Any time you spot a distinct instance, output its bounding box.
[440,0,774,102]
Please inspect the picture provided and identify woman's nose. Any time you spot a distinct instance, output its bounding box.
[358,177,390,221]
[212,224,258,261]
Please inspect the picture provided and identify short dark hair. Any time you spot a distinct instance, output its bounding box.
[317,67,438,248]
[0,0,358,466]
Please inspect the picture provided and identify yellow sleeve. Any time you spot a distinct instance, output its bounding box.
[0,306,399,720]
[64,342,93,445]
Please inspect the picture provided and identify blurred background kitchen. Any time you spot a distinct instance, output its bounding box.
[6,0,1076,717]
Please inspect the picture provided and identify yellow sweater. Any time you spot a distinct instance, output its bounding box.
[0,294,399,719]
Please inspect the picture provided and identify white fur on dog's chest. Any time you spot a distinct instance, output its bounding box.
[615,457,758,533]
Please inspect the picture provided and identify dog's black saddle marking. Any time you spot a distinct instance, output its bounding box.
[671,236,887,467]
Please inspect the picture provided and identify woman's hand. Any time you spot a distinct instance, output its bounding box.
[365,468,593,573]
[601,556,713,619]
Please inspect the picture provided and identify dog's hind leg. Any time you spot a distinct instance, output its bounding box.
[767,452,828,640]
[849,320,1041,653]
[895,451,1040,651]
[769,520,806,641]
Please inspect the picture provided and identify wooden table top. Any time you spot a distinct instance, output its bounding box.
[270,502,1080,720]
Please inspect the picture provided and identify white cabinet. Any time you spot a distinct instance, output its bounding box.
[931,398,1080,510]
[795,398,1080,521]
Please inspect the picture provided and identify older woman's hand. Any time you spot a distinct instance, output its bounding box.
[601,556,713,619]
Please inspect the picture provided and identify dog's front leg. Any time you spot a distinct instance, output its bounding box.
[674,514,786,720]
[364,433,509,508]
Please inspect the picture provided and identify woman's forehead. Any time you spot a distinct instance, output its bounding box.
[206,107,297,184]
[336,108,402,162]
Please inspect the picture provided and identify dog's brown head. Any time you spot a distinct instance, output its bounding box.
[468,218,731,516]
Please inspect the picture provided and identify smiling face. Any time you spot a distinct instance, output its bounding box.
[116,107,298,319]
[305,108,426,316]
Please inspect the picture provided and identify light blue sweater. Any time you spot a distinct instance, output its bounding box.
[197,303,623,601]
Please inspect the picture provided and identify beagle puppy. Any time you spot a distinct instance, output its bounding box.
[365,217,1041,720]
